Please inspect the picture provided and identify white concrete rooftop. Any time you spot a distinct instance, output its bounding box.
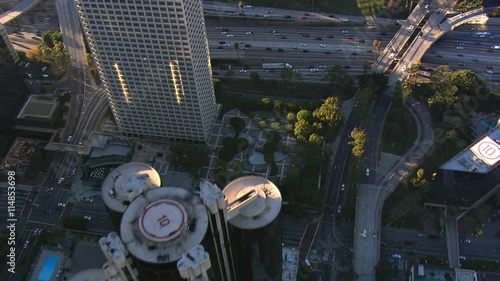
[120,187,208,265]
[101,162,161,213]
[441,120,500,173]
[222,176,282,229]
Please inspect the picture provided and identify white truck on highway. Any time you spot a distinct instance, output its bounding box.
[262,63,292,70]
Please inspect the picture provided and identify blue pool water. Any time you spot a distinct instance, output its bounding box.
[37,255,58,281]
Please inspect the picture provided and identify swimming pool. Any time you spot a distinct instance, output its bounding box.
[37,255,59,281]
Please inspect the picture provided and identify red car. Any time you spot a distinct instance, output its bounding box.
[299,16,306,20]
[344,35,352,39]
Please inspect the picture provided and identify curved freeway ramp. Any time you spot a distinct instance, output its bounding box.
[0,0,41,24]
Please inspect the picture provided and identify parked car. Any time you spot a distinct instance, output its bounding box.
[83,215,91,220]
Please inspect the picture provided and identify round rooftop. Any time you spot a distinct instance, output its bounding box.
[101,162,161,213]
[67,268,106,281]
[139,199,187,243]
[120,187,208,264]
[222,176,282,229]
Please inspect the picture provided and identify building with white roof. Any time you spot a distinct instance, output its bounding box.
[101,162,161,228]
[207,176,283,281]
[120,186,209,280]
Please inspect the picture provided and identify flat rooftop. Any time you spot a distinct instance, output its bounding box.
[441,120,500,173]
[222,176,282,230]
[120,187,208,264]
[17,95,58,120]
[101,162,161,213]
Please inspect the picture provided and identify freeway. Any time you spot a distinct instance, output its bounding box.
[0,0,40,24]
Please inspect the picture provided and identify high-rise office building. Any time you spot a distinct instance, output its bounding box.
[75,0,218,142]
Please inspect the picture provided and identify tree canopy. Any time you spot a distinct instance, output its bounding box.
[350,127,367,158]
[312,96,343,127]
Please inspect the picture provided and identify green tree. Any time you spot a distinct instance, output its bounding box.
[362,60,372,76]
[324,65,353,98]
[294,120,312,141]
[407,62,420,85]
[296,109,312,122]
[280,67,302,91]
[271,121,281,130]
[249,71,260,86]
[261,97,272,110]
[312,96,343,127]
[373,39,381,54]
[258,120,267,129]
[238,1,244,11]
[350,127,367,158]
[285,123,294,132]
[428,65,459,106]
[450,69,480,96]
[234,42,240,60]
[286,112,296,122]
[309,133,324,146]
[273,99,284,112]
[446,129,459,141]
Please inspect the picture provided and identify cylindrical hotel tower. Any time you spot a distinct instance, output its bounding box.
[222,176,283,281]
[101,162,161,230]
[120,187,209,280]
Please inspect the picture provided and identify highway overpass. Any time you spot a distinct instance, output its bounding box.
[0,0,41,24]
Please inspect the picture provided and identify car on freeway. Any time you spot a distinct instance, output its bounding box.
[359,39,366,43]
[456,46,464,50]
[283,15,291,19]
[341,30,349,34]
[245,31,253,35]
[351,52,358,56]
[459,256,467,260]
[436,55,443,58]
[239,69,247,73]
[57,202,66,208]
[318,64,326,69]
[327,35,334,38]
[299,16,306,20]
[324,52,331,54]
[23,240,29,249]
[226,34,234,37]
[302,49,309,53]
[345,35,352,39]
[392,254,401,259]
[486,66,493,69]
[341,184,345,191]
[366,169,370,176]
[337,205,342,213]
[336,48,342,51]
[475,42,482,45]
[319,44,326,48]
[463,239,471,243]
[457,53,464,57]
[486,70,494,74]
[83,215,91,221]
[315,37,322,40]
